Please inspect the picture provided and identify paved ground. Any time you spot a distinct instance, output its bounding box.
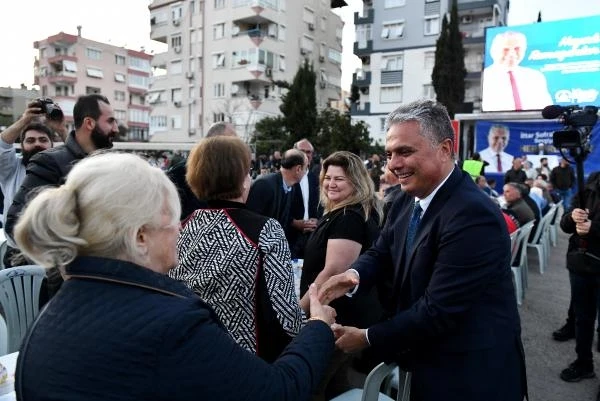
[521,227,599,401]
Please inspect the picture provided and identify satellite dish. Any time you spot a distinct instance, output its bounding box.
[231,84,240,94]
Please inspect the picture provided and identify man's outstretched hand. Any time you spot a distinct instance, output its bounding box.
[318,270,359,305]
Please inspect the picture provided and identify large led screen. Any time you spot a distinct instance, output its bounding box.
[482,15,600,112]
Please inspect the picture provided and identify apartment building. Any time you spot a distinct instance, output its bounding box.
[351,0,508,144]
[148,0,346,142]
[0,86,40,129]
[33,28,152,141]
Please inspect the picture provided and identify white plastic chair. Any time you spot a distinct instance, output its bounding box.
[329,362,410,401]
[511,221,535,304]
[548,201,563,247]
[527,210,554,274]
[0,265,46,353]
[0,240,8,270]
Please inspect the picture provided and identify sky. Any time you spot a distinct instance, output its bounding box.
[1,0,600,91]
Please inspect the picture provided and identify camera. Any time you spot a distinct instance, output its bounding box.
[542,104,598,156]
[34,97,64,121]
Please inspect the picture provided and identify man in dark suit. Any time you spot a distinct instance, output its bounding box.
[319,99,526,401]
[246,149,307,239]
[289,138,321,258]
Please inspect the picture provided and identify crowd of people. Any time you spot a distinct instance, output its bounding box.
[6,93,600,400]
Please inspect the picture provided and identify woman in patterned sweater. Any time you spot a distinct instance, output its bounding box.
[169,136,302,362]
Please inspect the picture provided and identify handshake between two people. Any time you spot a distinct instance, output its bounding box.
[308,270,370,354]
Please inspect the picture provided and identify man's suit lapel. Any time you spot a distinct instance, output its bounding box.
[398,166,464,293]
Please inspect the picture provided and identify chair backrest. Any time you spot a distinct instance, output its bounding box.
[529,211,552,245]
[0,265,46,353]
[509,229,520,266]
[0,240,8,269]
[549,201,563,225]
[514,221,535,267]
[362,362,398,401]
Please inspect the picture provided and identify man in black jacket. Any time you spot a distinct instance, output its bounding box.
[504,157,527,184]
[246,149,307,241]
[288,138,321,258]
[5,94,118,263]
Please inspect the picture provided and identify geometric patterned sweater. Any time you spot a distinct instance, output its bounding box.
[169,200,302,362]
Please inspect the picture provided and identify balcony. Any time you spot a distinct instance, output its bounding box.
[331,0,347,7]
[231,0,279,26]
[46,72,77,84]
[149,18,170,44]
[457,0,495,13]
[232,22,279,46]
[351,102,371,116]
[354,8,374,25]
[354,40,373,57]
[48,54,77,64]
[352,71,371,87]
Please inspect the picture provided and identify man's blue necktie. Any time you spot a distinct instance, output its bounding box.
[406,201,422,252]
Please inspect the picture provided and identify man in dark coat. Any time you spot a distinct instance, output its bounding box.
[319,99,526,401]
[246,149,307,239]
[288,138,321,258]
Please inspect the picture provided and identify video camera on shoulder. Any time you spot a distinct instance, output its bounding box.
[542,104,598,156]
[34,97,64,121]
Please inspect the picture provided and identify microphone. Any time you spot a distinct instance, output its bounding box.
[542,105,566,119]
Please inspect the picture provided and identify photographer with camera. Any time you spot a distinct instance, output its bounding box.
[0,99,66,260]
[558,172,600,383]
[4,94,118,272]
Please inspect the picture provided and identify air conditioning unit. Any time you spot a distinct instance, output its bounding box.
[185,71,194,79]
[173,18,181,26]
[265,68,273,78]
[174,101,182,107]
[174,46,181,53]
[188,128,196,135]
[188,98,196,105]
[460,15,472,24]
[319,81,326,89]
[319,56,325,62]
[308,23,315,31]
[300,48,307,55]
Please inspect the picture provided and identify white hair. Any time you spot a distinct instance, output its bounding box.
[15,152,180,268]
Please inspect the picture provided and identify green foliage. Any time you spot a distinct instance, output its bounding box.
[431,0,466,118]
[252,116,287,156]
[315,108,373,157]
[279,59,318,144]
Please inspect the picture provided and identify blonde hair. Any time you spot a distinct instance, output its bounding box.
[14,152,181,268]
[320,151,382,224]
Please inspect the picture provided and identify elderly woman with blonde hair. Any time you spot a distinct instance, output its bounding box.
[13,152,335,401]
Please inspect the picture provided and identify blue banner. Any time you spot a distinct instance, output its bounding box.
[475,120,600,178]
[482,15,600,112]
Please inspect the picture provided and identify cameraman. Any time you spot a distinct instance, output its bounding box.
[0,100,66,266]
[559,171,600,383]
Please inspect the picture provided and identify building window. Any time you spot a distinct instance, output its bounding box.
[279,54,286,71]
[86,48,102,60]
[129,57,151,72]
[380,85,402,103]
[212,52,225,68]
[328,48,342,64]
[381,54,403,71]
[301,36,314,53]
[128,74,149,89]
[423,84,435,99]
[115,55,126,65]
[114,109,127,122]
[213,23,225,40]
[171,88,182,103]
[170,60,183,75]
[86,67,104,78]
[356,24,372,48]
[171,115,182,129]
[384,0,405,8]
[215,0,225,8]
[214,83,225,98]
[424,15,440,35]
[213,112,225,122]
[279,25,286,41]
[151,115,168,128]
[172,4,183,20]
[381,21,405,39]
[303,7,315,24]
[85,86,101,94]
[171,35,182,48]
[114,73,126,83]
[424,51,435,70]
